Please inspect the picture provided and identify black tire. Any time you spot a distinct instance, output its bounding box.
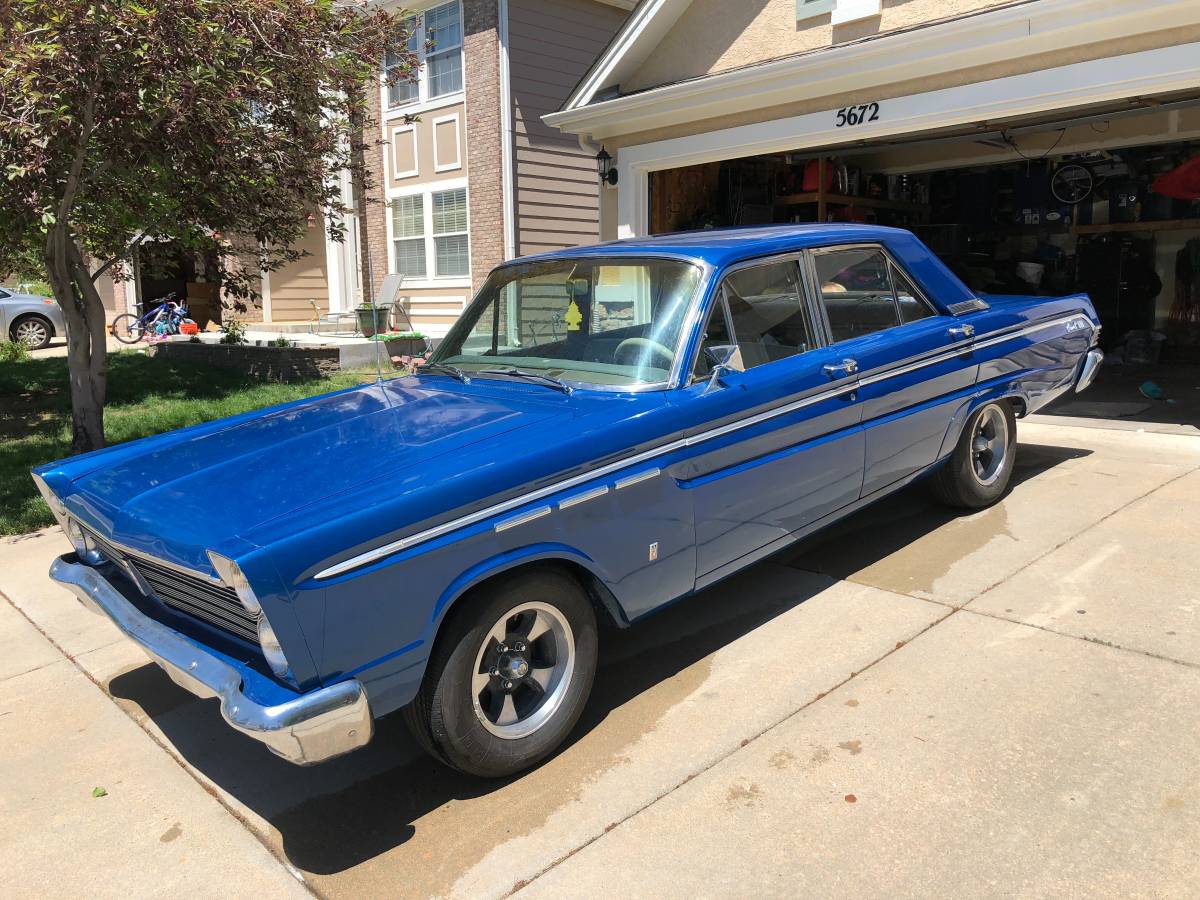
[10,314,52,350]
[402,568,598,777]
[110,314,144,344]
[930,400,1017,509]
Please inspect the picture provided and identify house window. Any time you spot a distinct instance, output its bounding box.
[386,2,464,110]
[432,188,469,276]
[392,195,427,278]
[391,186,470,280]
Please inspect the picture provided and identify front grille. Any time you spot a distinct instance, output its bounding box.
[83,527,258,643]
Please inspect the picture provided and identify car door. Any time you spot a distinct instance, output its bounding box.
[672,255,865,585]
[807,244,979,498]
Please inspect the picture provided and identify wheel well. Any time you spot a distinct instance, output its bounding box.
[9,312,54,339]
[439,558,626,640]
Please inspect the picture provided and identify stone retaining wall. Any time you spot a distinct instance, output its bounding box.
[150,342,341,382]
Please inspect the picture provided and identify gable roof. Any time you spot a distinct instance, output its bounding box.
[561,0,696,112]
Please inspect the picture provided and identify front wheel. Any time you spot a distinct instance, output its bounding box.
[110,314,145,344]
[402,569,598,777]
[11,315,52,350]
[930,401,1017,509]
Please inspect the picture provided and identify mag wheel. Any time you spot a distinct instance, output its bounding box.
[110,314,144,344]
[930,401,1017,509]
[402,569,598,777]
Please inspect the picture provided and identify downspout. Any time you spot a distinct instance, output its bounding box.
[498,0,516,260]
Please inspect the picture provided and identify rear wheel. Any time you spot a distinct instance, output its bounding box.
[930,401,1017,509]
[402,569,598,777]
[11,315,52,350]
[110,314,144,344]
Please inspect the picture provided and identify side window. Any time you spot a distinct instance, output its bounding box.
[692,296,734,379]
[723,260,815,371]
[892,264,934,324]
[815,248,900,342]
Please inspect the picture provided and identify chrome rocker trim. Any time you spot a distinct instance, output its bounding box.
[1075,348,1104,393]
[50,555,372,765]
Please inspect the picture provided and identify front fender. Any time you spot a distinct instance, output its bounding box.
[430,542,619,636]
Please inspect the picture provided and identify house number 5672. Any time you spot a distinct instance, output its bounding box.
[835,103,881,127]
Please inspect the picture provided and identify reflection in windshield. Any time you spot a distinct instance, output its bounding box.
[428,257,702,387]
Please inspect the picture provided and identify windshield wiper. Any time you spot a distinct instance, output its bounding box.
[476,367,573,395]
[414,362,470,383]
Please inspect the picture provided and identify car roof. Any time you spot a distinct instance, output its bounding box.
[510,223,914,269]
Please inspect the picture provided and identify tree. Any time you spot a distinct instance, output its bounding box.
[0,0,417,452]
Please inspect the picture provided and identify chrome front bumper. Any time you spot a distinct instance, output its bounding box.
[50,555,373,765]
[1075,348,1104,393]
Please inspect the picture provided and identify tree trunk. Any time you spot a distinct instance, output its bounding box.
[45,224,109,454]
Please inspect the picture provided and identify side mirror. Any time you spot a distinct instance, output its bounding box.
[702,344,739,394]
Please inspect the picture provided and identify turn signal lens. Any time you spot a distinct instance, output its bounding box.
[257,617,290,678]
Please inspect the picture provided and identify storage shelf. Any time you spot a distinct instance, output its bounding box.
[1072,218,1200,235]
[774,192,929,214]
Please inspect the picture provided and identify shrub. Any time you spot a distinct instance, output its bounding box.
[0,340,31,363]
[219,317,247,345]
[269,335,292,348]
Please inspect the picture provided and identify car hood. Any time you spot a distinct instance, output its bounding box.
[58,379,563,570]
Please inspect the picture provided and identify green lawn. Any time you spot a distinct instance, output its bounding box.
[0,350,381,535]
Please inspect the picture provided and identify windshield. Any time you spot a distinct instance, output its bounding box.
[428,257,703,388]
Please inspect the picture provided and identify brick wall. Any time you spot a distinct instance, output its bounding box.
[463,0,504,294]
[358,1,504,301]
[358,79,389,306]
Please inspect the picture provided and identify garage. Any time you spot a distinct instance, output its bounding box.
[545,0,1200,428]
[644,98,1200,420]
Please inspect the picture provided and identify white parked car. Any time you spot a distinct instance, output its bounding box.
[0,286,66,350]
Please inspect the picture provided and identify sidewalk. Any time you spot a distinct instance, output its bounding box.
[0,574,311,898]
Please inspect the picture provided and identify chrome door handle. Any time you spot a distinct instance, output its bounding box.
[822,358,859,378]
[948,324,975,340]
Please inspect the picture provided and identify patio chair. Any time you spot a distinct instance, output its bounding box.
[309,299,359,336]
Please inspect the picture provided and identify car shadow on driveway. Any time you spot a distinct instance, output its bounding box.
[106,440,1090,878]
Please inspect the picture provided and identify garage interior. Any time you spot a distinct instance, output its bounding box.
[648,97,1200,428]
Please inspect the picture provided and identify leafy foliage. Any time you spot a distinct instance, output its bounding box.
[0,340,32,363]
[219,316,247,345]
[0,0,419,450]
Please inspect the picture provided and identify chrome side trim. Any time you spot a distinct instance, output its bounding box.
[615,468,661,490]
[972,313,1092,352]
[557,484,609,510]
[314,310,1094,580]
[947,298,990,315]
[494,506,553,533]
[50,556,372,765]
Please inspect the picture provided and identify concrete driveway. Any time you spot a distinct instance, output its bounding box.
[2,421,1197,899]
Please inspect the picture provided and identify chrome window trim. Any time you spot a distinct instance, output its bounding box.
[806,242,939,344]
[682,250,815,383]
[314,310,1093,580]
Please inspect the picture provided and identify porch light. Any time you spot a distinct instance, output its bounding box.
[595,146,618,186]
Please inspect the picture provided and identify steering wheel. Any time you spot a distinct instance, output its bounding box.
[614,337,674,371]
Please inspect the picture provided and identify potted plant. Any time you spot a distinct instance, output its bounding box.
[356,302,387,338]
[379,330,427,357]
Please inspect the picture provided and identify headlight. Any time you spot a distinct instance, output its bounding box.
[208,550,289,677]
[207,551,261,617]
[63,517,104,566]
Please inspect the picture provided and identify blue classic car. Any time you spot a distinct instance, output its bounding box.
[36,224,1102,775]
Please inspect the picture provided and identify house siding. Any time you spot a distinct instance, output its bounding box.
[268,223,329,322]
[508,0,626,257]
[624,0,1014,94]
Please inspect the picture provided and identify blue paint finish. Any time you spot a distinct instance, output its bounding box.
[32,225,1099,732]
